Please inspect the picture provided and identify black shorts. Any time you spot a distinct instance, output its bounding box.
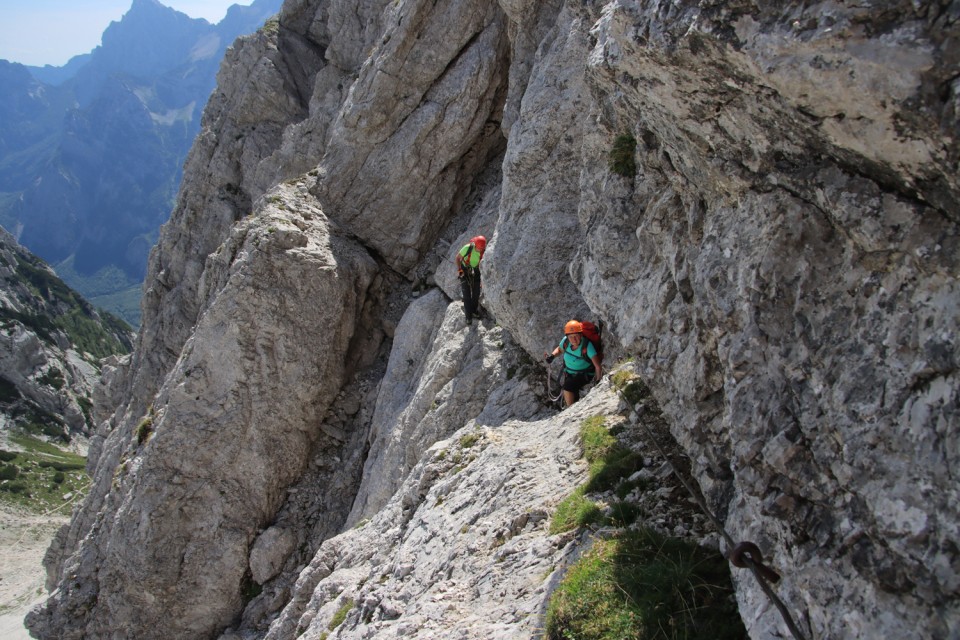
[562,371,593,392]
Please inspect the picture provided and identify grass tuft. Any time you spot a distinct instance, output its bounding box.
[545,528,747,640]
[550,486,604,534]
[328,598,354,630]
[580,416,643,493]
[135,405,155,446]
[459,432,481,449]
[609,133,637,178]
[580,416,616,462]
[136,415,154,446]
[610,368,650,407]
[606,501,642,527]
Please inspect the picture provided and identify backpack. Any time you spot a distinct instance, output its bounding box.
[580,320,603,363]
[562,319,603,366]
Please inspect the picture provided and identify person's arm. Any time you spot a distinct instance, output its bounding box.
[591,353,603,379]
[544,344,562,362]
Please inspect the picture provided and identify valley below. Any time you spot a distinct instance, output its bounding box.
[0,503,66,640]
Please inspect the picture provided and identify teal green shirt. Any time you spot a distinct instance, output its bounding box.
[560,337,597,374]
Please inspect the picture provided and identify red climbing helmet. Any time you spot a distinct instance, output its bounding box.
[470,235,487,251]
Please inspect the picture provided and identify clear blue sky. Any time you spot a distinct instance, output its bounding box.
[0,0,256,66]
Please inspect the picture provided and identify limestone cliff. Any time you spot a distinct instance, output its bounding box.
[28,2,958,640]
[0,228,132,446]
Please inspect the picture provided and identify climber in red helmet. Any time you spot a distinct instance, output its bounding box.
[455,235,486,325]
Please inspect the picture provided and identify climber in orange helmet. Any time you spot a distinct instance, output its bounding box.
[545,319,603,406]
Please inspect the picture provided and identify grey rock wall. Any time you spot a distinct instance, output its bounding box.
[30,182,380,638]
[29,1,958,639]
[567,4,959,638]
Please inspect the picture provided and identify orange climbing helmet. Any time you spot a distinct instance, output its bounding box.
[470,235,487,251]
[564,320,583,335]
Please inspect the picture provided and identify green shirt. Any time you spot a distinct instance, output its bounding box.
[560,337,597,374]
[458,243,482,269]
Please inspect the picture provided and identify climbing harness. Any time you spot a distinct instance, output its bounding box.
[610,383,812,640]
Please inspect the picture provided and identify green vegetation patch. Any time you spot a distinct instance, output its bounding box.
[328,597,354,631]
[459,431,481,449]
[37,367,66,390]
[0,382,78,440]
[15,254,76,303]
[54,256,144,328]
[609,133,637,178]
[54,306,133,360]
[550,416,647,534]
[0,307,57,344]
[263,16,280,36]
[606,501,643,527]
[551,486,604,534]
[11,254,133,359]
[77,395,94,426]
[0,435,88,512]
[611,367,651,407]
[241,574,263,605]
[616,476,652,501]
[580,416,643,493]
[135,411,155,446]
[17,405,69,442]
[545,529,747,640]
[581,416,616,461]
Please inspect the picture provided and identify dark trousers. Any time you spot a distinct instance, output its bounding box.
[562,370,594,401]
[460,268,481,319]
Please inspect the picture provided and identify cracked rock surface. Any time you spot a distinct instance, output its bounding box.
[28,2,959,639]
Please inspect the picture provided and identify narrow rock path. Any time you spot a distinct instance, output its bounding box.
[256,381,621,639]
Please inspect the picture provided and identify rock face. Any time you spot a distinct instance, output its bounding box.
[28,2,959,640]
[0,228,132,444]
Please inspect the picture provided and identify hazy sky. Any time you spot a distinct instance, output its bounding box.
[0,0,256,66]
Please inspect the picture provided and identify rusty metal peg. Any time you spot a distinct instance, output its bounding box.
[727,541,781,584]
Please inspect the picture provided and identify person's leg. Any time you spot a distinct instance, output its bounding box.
[561,372,586,406]
[460,275,475,322]
[471,267,483,318]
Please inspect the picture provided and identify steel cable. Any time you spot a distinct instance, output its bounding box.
[611,383,811,640]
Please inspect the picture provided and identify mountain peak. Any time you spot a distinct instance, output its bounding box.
[117,0,200,25]
[92,0,211,81]
[128,0,180,17]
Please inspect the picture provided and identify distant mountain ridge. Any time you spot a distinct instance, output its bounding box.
[27,54,92,86]
[0,0,283,327]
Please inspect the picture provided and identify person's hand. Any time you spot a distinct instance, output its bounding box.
[544,353,555,364]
